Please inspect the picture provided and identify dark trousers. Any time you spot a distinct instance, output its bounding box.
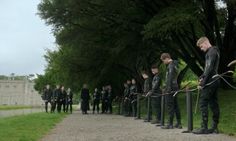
[66,102,73,113]
[81,100,89,114]
[108,100,113,114]
[131,100,137,117]
[57,100,65,113]
[166,94,181,125]
[93,100,100,113]
[123,98,131,116]
[45,101,50,112]
[199,80,220,129]
[151,96,161,121]
[102,100,108,113]
[51,101,57,113]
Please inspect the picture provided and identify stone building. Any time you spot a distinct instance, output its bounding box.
[0,80,43,106]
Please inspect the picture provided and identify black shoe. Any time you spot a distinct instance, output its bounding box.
[208,128,219,134]
[161,125,173,129]
[174,123,182,129]
[192,128,209,134]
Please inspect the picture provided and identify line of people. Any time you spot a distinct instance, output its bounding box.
[122,53,182,129]
[121,36,221,135]
[42,84,73,113]
[80,84,114,114]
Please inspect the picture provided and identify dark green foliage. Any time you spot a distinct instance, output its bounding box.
[35,0,236,94]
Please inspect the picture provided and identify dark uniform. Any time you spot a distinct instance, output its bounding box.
[149,73,162,124]
[42,88,52,113]
[57,89,67,113]
[143,77,152,121]
[101,89,109,113]
[93,91,101,114]
[81,88,90,114]
[162,60,181,129]
[66,91,73,113]
[130,84,138,117]
[51,88,59,113]
[193,47,220,134]
[123,85,131,116]
[107,89,113,114]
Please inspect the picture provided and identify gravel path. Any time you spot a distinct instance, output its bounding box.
[40,111,236,141]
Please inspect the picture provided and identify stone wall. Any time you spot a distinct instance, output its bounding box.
[0,80,43,106]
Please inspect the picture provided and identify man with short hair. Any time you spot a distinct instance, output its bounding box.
[147,65,162,125]
[42,84,52,113]
[192,37,220,134]
[141,71,152,122]
[160,53,182,129]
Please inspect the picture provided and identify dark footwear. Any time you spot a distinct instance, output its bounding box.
[208,128,219,134]
[161,125,173,129]
[174,123,183,129]
[192,128,209,134]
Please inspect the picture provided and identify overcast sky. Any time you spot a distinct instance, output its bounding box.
[0,0,55,76]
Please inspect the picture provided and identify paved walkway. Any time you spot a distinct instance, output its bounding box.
[40,111,236,141]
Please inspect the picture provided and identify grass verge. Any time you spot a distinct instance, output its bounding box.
[0,112,66,141]
[0,105,32,110]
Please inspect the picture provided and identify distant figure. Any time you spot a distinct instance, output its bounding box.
[42,84,52,113]
[66,88,73,113]
[81,84,90,114]
[92,88,100,114]
[51,85,60,113]
[107,85,113,114]
[101,86,108,114]
[57,85,67,113]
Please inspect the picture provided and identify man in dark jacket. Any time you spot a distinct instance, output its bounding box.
[42,84,52,113]
[141,71,153,122]
[130,79,138,117]
[51,85,60,113]
[160,53,182,129]
[66,88,73,113]
[93,88,100,114]
[147,65,162,125]
[81,84,90,114]
[192,37,220,134]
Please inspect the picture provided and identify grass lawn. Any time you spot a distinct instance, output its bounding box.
[0,112,67,141]
[177,89,236,136]
[0,105,32,110]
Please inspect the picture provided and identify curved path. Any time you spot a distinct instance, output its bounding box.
[40,111,236,141]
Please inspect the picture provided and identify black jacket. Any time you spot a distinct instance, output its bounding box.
[200,46,220,87]
[143,77,152,93]
[42,88,52,101]
[130,84,138,99]
[150,74,162,95]
[93,91,101,101]
[166,60,179,92]
[81,88,90,101]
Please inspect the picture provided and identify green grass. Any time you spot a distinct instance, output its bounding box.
[176,89,236,136]
[0,112,67,141]
[0,105,32,110]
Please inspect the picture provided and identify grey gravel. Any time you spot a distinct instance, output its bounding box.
[40,111,236,141]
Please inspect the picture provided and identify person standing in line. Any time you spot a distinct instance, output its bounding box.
[66,88,73,113]
[160,53,182,129]
[81,84,90,114]
[192,37,220,134]
[92,88,101,114]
